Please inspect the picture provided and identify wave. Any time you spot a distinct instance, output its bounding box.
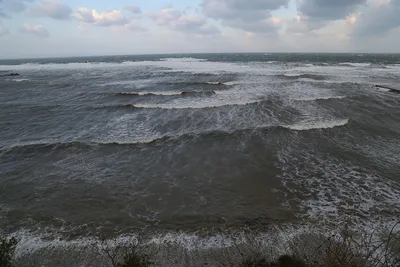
[130,99,263,110]
[12,78,30,82]
[163,81,238,86]
[111,90,216,97]
[205,81,239,86]
[94,98,263,110]
[112,91,178,96]
[339,62,371,67]
[93,104,143,110]
[11,221,398,264]
[285,118,349,131]
[294,96,346,101]
[102,80,237,88]
[276,74,327,81]
[2,119,350,154]
[159,57,207,62]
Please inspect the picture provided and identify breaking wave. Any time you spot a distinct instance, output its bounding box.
[339,62,372,67]
[276,74,327,81]
[285,118,349,131]
[2,118,350,154]
[110,90,216,97]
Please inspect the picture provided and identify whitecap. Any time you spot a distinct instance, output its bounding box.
[12,78,29,82]
[206,81,239,86]
[294,96,346,101]
[285,118,349,131]
[339,62,371,67]
[137,91,182,96]
[159,57,207,62]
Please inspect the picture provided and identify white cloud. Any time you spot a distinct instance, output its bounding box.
[73,8,128,26]
[20,23,49,37]
[150,7,220,36]
[30,0,72,20]
[149,8,181,26]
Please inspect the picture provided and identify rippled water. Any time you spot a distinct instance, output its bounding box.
[0,54,399,258]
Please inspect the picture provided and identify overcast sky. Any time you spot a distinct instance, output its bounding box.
[0,0,400,58]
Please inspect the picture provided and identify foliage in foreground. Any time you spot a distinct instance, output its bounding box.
[100,235,152,267]
[116,249,152,267]
[239,255,306,267]
[0,237,17,267]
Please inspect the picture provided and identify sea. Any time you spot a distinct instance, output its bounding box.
[0,53,399,265]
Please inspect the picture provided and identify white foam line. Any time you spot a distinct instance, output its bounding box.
[11,221,400,259]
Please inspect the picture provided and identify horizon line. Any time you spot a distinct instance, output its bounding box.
[1,51,400,61]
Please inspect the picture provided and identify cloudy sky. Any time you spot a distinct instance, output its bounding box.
[0,0,399,58]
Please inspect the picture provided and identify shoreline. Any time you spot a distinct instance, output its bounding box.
[6,220,400,267]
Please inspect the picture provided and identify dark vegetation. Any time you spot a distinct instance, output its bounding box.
[0,237,17,267]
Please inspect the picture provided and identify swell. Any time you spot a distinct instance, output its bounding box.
[1,119,350,154]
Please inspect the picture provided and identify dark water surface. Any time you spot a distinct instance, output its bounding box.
[0,54,399,242]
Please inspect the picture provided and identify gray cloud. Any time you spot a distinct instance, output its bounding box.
[125,23,146,32]
[20,23,49,37]
[0,22,9,36]
[30,0,72,20]
[286,15,328,35]
[150,8,220,36]
[0,0,33,16]
[353,1,400,37]
[201,0,288,32]
[0,11,9,18]
[297,0,367,20]
[125,4,141,14]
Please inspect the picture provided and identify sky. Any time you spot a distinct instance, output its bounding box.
[0,0,400,58]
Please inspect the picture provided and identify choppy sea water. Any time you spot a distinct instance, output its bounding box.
[0,54,399,263]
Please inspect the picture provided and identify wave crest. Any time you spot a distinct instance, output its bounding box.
[2,119,350,154]
[285,118,349,131]
[111,90,216,97]
[276,74,327,81]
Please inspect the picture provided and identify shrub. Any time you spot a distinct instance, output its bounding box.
[100,235,153,267]
[117,248,152,267]
[239,255,307,267]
